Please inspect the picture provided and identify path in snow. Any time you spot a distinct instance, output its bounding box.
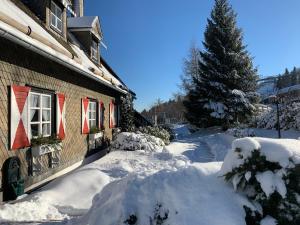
[166,124,220,163]
[166,137,215,163]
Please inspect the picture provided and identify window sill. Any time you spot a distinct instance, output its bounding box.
[50,24,64,37]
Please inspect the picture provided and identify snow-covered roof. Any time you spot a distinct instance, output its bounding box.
[68,16,97,29]
[68,16,103,40]
[0,0,128,94]
[277,84,300,95]
[69,33,124,88]
[0,0,65,51]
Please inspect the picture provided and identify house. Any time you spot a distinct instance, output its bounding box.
[0,0,132,201]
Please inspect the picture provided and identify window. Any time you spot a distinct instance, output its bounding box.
[50,1,63,33]
[91,39,98,62]
[88,101,97,129]
[29,92,52,138]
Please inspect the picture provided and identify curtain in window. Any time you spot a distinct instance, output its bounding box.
[30,95,39,121]
[29,95,39,138]
[42,110,50,122]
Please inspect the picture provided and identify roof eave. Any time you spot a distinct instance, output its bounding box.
[0,24,127,95]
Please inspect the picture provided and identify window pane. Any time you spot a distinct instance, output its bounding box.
[57,8,62,19]
[42,110,51,122]
[51,2,55,12]
[42,123,51,136]
[90,120,96,128]
[92,40,97,49]
[31,124,39,137]
[42,96,51,108]
[51,14,56,26]
[30,109,39,122]
[30,94,40,107]
[57,20,62,31]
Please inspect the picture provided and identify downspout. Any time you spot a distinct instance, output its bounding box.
[0,25,127,94]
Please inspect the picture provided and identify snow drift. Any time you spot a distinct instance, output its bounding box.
[76,163,251,225]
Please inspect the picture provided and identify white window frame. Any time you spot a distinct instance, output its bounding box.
[29,92,52,138]
[88,101,97,129]
[50,1,63,33]
[91,40,98,62]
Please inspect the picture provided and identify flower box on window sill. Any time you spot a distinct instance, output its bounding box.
[88,131,103,141]
[31,142,62,157]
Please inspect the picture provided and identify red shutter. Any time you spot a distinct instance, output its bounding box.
[109,100,115,128]
[82,98,89,134]
[98,100,104,129]
[56,93,66,139]
[10,85,31,150]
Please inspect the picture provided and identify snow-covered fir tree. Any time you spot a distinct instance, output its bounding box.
[183,0,258,128]
[120,94,135,132]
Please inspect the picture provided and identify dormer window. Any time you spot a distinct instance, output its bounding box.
[50,1,63,33]
[91,39,99,62]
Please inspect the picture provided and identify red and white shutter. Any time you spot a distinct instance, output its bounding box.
[10,85,31,150]
[56,93,66,139]
[82,98,89,134]
[109,100,115,128]
[98,100,104,129]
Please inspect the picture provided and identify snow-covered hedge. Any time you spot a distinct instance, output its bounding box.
[255,102,300,130]
[137,126,171,145]
[110,132,165,152]
[221,137,300,225]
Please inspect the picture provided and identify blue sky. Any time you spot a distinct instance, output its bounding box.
[85,0,300,112]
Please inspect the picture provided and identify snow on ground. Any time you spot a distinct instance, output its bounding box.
[1,124,299,224]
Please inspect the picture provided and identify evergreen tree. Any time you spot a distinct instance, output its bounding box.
[291,66,297,85]
[120,94,135,132]
[184,0,258,128]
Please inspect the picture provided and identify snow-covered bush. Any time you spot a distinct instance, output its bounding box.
[255,102,300,130]
[110,132,165,152]
[221,137,300,225]
[137,126,171,145]
[160,125,176,141]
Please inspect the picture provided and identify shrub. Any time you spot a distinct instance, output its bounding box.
[137,126,171,145]
[255,102,300,130]
[221,138,300,225]
[89,126,101,134]
[111,132,165,152]
[123,203,169,225]
[160,125,176,141]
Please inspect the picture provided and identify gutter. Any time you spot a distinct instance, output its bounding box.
[0,26,127,95]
